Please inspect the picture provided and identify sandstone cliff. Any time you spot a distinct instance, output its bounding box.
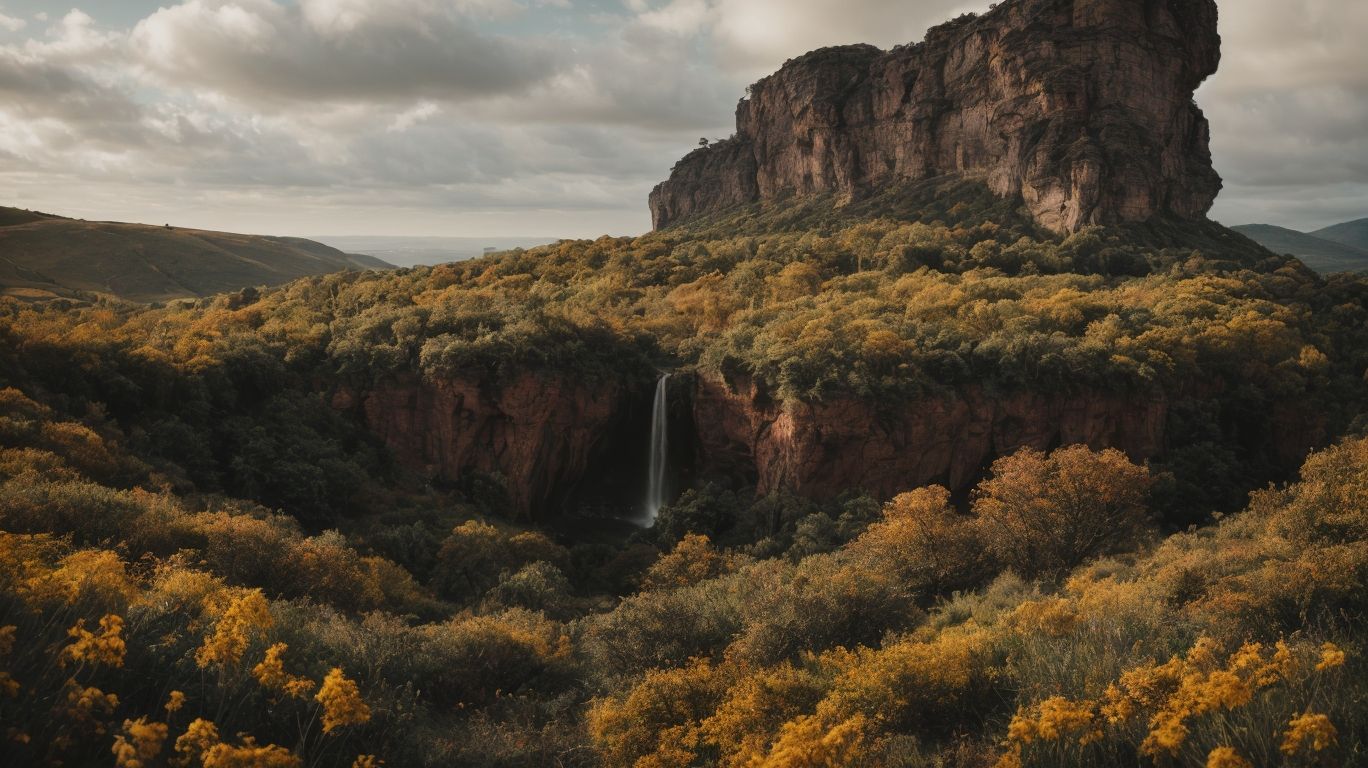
[650,0,1223,233]
[332,373,635,518]
[690,373,1324,502]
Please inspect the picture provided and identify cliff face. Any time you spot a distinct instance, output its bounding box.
[650,0,1222,233]
[332,373,633,518]
[692,373,1326,501]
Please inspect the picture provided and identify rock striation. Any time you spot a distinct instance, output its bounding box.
[650,0,1223,233]
[690,373,1324,502]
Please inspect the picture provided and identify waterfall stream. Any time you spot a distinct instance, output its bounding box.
[643,373,670,525]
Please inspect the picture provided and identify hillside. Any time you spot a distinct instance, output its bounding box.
[1232,223,1368,274]
[1,0,1367,766]
[0,207,392,302]
[1313,217,1368,251]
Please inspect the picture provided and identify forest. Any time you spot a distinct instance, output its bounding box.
[2,182,1367,766]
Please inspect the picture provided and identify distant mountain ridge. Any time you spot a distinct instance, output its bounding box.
[0,207,393,303]
[1232,221,1368,275]
[1312,218,1368,252]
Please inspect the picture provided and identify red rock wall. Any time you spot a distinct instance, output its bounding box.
[650,0,1222,233]
[693,373,1169,499]
[333,373,628,518]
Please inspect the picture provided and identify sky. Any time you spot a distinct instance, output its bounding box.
[0,0,1364,238]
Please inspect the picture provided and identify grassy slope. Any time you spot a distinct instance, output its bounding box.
[1232,223,1368,274]
[1312,217,1368,251]
[0,207,393,302]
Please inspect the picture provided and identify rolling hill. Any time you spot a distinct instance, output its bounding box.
[0,207,393,302]
[1230,223,1368,274]
[1312,217,1368,251]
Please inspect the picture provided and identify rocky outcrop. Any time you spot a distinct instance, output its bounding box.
[650,0,1223,233]
[332,373,634,518]
[692,374,1171,498]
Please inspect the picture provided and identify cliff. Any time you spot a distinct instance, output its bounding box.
[332,373,636,518]
[691,373,1325,502]
[650,0,1223,233]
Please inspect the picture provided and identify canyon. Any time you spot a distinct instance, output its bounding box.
[333,370,1325,519]
[650,0,1223,234]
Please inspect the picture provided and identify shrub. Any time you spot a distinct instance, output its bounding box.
[973,445,1153,577]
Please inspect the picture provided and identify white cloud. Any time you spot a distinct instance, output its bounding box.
[0,12,24,32]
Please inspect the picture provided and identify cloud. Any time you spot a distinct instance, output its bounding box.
[0,0,1363,236]
[0,12,24,32]
[130,0,557,105]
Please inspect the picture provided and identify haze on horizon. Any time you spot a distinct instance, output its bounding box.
[0,0,1363,239]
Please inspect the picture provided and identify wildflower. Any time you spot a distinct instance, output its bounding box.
[112,717,168,768]
[62,681,119,733]
[195,590,273,669]
[1035,696,1101,744]
[1100,683,1135,724]
[1206,746,1252,768]
[1315,642,1346,672]
[202,736,301,768]
[253,643,316,699]
[353,756,381,768]
[316,668,371,733]
[1141,714,1189,758]
[172,719,220,767]
[1281,712,1337,755]
[1006,709,1038,744]
[165,690,186,714]
[1196,670,1252,710]
[60,614,126,668]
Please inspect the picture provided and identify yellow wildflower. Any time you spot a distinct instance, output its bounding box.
[112,717,168,768]
[1196,670,1252,710]
[1006,709,1038,744]
[62,681,119,733]
[1035,696,1100,744]
[1206,746,1252,768]
[195,590,273,669]
[172,718,220,768]
[316,668,371,733]
[60,614,126,668]
[202,736,301,768]
[253,643,316,699]
[1315,642,1346,672]
[1281,712,1337,755]
[353,756,381,768]
[165,690,186,714]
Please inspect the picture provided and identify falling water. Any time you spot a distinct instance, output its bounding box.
[643,373,671,525]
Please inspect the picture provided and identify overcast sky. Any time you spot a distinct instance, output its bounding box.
[0,0,1363,237]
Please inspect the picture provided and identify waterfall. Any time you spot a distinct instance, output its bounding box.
[643,373,670,525]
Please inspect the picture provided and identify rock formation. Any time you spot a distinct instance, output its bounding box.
[650,0,1223,233]
[690,373,1325,502]
[332,373,635,518]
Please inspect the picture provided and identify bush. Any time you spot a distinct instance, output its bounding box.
[973,445,1153,578]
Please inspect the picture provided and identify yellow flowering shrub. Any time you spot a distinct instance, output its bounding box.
[748,714,869,768]
[195,589,273,669]
[202,737,302,768]
[252,643,316,699]
[112,717,168,768]
[587,658,723,767]
[1281,712,1337,756]
[316,668,371,733]
[165,690,186,714]
[172,718,220,767]
[1206,746,1252,768]
[999,636,1350,767]
[700,662,830,767]
[61,681,119,734]
[60,614,126,668]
